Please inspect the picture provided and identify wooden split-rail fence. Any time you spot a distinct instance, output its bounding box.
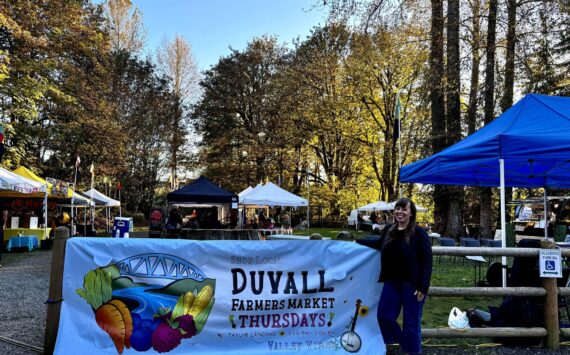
[428,242,570,350]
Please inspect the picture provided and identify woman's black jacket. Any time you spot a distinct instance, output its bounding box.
[356,225,433,294]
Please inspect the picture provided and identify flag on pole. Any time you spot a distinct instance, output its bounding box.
[75,156,81,168]
[89,163,95,228]
[117,174,124,190]
[393,92,401,143]
[0,124,5,161]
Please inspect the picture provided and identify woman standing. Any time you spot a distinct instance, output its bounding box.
[357,198,432,354]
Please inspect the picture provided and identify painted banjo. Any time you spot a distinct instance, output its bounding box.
[340,299,363,352]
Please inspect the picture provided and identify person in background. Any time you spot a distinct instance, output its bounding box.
[282,212,291,228]
[0,210,6,267]
[370,211,378,224]
[309,233,323,240]
[356,198,432,354]
[357,212,364,230]
[258,211,267,227]
[167,207,182,227]
[208,207,221,229]
[250,218,258,230]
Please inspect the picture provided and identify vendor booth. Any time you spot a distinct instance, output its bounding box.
[237,184,267,228]
[83,188,121,235]
[167,176,239,230]
[400,93,570,286]
[0,167,49,248]
[10,166,94,239]
[240,182,308,207]
[240,182,308,231]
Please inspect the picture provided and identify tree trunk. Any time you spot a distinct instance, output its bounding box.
[465,1,482,232]
[467,0,482,136]
[445,0,465,238]
[480,187,493,237]
[500,0,517,204]
[446,187,465,237]
[480,0,498,238]
[430,0,447,233]
[483,0,497,125]
[445,0,464,238]
[434,185,447,234]
[446,0,461,145]
[382,131,396,201]
[501,0,516,113]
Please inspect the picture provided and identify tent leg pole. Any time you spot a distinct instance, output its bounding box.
[544,186,548,240]
[500,159,507,288]
[44,187,48,240]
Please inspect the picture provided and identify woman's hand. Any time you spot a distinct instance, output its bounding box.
[414,290,425,302]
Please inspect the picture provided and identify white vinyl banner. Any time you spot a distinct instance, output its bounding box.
[54,238,384,355]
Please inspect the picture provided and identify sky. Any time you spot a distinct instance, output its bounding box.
[110,0,328,71]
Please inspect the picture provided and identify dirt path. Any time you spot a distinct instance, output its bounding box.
[0,249,51,354]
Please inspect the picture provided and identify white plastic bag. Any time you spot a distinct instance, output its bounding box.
[448,307,470,330]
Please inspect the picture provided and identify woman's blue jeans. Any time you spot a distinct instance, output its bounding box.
[378,281,425,354]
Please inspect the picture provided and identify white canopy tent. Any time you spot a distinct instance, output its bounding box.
[357,200,428,213]
[84,188,121,206]
[0,167,48,238]
[57,192,96,207]
[239,182,308,228]
[0,167,45,193]
[240,182,308,207]
[84,188,121,234]
[238,186,253,200]
[56,192,101,235]
[357,201,393,212]
[238,185,261,227]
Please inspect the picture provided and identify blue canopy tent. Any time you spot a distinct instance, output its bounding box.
[400,94,570,285]
[400,94,570,187]
[167,176,239,227]
[167,176,238,204]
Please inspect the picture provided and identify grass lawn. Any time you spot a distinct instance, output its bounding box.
[424,261,503,346]
[293,227,368,239]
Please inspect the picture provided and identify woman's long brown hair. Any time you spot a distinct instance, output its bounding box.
[383,198,417,247]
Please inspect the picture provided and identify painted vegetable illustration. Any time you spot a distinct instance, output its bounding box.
[76,269,133,354]
[188,286,213,317]
[148,287,214,353]
[77,255,215,354]
[172,285,215,333]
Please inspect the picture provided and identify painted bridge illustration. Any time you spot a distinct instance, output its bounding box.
[116,253,206,281]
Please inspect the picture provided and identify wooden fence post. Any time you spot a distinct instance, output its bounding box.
[540,239,559,350]
[43,227,70,355]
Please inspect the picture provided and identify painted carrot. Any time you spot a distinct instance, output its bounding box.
[96,301,127,354]
[76,269,132,354]
[109,299,133,350]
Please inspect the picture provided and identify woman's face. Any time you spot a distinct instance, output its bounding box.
[394,203,411,227]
